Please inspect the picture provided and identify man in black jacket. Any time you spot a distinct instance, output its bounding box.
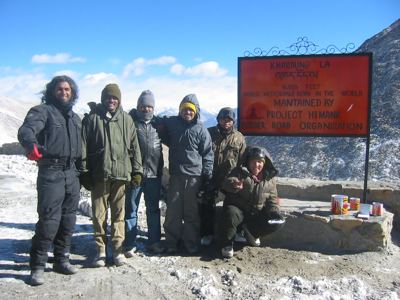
[125,90,164,256]
[18,75,82,286]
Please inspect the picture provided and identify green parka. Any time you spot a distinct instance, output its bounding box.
[221,149,279,215]
[208,126,246,188]
[81,103,142,183]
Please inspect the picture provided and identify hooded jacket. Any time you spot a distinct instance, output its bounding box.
[221,147,279,215]
[81,103,142,182]
[158,94,213,177]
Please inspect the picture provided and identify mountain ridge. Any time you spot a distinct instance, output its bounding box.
[1,20,399,184]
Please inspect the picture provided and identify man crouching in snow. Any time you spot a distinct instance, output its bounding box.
[218,146,285,258]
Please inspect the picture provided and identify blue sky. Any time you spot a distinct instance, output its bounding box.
[0,0,398,114]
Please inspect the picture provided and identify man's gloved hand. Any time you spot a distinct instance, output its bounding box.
[79,172,92,191]
[25,143,42,161]
[131,173,142,187]
[197,174,214,199]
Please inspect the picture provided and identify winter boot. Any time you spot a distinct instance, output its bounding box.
[242,224,259,247]
[113,253,127,267]
[53,261,78,275]
[29,269,45,286]
[221,245,234,258]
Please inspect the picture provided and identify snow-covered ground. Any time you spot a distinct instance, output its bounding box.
[1,154,400,299]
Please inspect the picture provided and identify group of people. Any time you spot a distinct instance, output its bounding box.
[18,75,285,286]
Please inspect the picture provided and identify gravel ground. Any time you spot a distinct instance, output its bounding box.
[1,155,400,299]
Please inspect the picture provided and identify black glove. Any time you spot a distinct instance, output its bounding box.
[79,172,92,191]
[197,174,213,198]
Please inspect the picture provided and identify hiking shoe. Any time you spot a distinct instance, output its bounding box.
[92,255,106,268]
[29,269,45,286]
[124,247,136,258]
[234,232,247,243]
[242,224,259,247]
[53,261,78,275]
[114,254,127,267]
[200,235,214,246]
[221,245,234,258]
[146,243,164,254]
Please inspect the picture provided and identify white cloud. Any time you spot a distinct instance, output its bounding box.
[118,75,237,114]
[31,53,86,64]
[0,72,48,104]
[170,64,185,75]
[123,56,176,77]
[0,59,236,116]
[82,72,118,85]
[170,61,228,77]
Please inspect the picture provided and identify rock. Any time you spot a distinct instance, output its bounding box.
[263,199,394,253]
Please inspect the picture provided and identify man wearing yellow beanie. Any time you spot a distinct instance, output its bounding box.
[156,94,214,255]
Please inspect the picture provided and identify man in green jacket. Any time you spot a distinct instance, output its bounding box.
[81,83,143,267]
[200,107,246,246]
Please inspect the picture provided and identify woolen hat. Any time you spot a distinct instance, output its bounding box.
[137,90,155,108]
[101,83,121,102]
[179,102,197,114]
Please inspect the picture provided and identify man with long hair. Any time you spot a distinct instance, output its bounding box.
[18,75,82,285]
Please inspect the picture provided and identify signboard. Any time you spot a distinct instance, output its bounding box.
[238,54,371,136]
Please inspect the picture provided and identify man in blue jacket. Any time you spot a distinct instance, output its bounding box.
[158,94,214,254]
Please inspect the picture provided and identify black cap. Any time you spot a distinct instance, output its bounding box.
[217,107,235,122]
[245,146,268,161]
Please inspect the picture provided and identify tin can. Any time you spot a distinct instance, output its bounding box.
[342,201,349,215]
[350,197,361,211]
[372,202,384,216]
[331,194,348,215]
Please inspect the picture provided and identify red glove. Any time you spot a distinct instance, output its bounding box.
[26,144,42,161]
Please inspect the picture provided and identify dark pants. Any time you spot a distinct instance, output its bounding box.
[218,205,283,247]
[164,175,201,250]
[30,166,80,270]
[125,177,162,248]
[199,195,216,237]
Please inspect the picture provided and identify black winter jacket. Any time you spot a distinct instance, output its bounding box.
[18,103,82,163]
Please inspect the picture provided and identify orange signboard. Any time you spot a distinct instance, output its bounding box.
[238,54,371,136]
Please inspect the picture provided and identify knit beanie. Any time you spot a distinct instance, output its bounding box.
[137,90,155,108]
[179,102,197,114]
[101,83,121,103]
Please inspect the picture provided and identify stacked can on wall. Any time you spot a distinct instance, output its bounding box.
[350,197,361,211]
[331,194,349,215]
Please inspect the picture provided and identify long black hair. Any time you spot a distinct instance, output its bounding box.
[41,75,79,107]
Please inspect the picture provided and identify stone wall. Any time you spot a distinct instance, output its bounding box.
[262,199,394,253]
[277,177,400,228]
